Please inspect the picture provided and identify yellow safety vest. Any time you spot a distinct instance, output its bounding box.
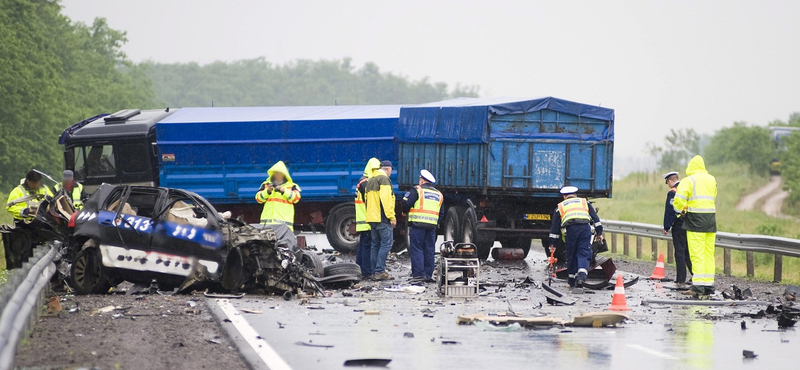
[408,187,443,226]
[6,184,52,220]
[354,178,370,232]
[55,182,84,210]
[256,182,300,231]
[557,197,591,227]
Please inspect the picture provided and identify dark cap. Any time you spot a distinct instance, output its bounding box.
[380,160,393,168]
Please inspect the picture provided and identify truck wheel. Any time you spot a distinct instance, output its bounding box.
[500,238,532,259]
[325,205,359,254]
[443,207,464,243]
[70,247,110,295]
[461,207,493,259]
[391,222,408,253]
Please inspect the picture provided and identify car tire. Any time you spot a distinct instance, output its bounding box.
[70,247,111,295]
[323,262,362,277]
[325,205,359,254]
[299,250,325,278]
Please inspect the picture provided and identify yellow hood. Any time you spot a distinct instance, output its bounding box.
[363,158,381,178]
[267,161,294,184]
[685,155,708,176]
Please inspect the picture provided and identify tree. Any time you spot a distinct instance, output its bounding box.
[704,122,774,175]
[142,58,479,108]
[646,128,701,170]
[781,132,800,202]
[0,0,154,190]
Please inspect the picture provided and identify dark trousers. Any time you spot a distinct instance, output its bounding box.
[672,221,693,283]
[409,226,436,279]
[369,222,393,273]
[355,231,373,276]
[564,223,593,287]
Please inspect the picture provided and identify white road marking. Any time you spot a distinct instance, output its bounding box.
[626,344,679,360]
[216,299,294,370]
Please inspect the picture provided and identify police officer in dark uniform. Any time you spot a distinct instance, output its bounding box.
[663,171,693,285]
[548,186,603,289]
[402,170,442,284]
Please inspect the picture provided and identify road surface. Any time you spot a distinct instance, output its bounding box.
[208,234,798,370]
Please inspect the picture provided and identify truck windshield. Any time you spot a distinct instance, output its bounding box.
[73,145,116,180]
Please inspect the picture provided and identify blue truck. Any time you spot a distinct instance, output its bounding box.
[59,97,614,259]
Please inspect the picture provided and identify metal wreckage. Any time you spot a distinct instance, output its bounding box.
[3,180,359,298]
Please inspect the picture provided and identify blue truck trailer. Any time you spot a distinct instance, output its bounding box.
[59,97,614,259]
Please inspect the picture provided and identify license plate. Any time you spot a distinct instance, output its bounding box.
[524,213,550,221]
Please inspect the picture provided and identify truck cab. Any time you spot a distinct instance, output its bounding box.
[59,109,175,192]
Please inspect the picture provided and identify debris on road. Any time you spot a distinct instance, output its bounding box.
[642,299,771,306]
[343,359,392,367]
[240,309,263,314]
[474,321,523,332]
[566,312,629,328]
[384,285,426,294]
[364,310,381,315]
[403,332,415,338]
[743,350,758,359]
[456,313,563,327]
[205,292,245,299]
[295,341,334,348]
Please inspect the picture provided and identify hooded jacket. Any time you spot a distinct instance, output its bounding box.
[355,158,381,232]
[365,168,395,223]
[256,161,301,230]
[673,155,717,232]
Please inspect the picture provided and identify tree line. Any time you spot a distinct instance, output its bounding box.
[0,0,478,191]
[648,113,800,211]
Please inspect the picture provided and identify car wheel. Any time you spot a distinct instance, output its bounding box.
[299,250,325,278]
[70,247,110,294]
[325,205,359,254]
[323,262,362,277]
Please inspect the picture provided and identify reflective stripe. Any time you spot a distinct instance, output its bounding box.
[594,222,602,227]
[260,219,294,227]
[674,194,688,200]
[568,274,576,278]
[692,273,714,279]
[577,268,588,274]
[266,198,292,205]
[687,207,715,213]
[549,233,559,239]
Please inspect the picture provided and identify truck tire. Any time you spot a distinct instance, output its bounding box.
[443,206,464,243]
[461,207,493,260]
[70,247,111,295]
[391,223,408,253]
[323,262,362,277]
[500,238,532,259]
[325,205,359,254]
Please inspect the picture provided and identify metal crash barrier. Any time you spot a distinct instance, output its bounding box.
[0,243,59,370]
[602,219,800,282]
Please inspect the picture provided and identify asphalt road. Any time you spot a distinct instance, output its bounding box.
[209,234,799,370]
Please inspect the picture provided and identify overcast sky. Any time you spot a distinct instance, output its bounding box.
[61,1,800,171]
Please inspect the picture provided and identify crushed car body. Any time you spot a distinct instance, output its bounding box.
[29,184,343,297]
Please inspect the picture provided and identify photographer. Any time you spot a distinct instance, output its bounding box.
[255,161,301,231]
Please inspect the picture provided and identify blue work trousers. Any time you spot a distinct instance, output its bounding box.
[355,231,373,276]
[409,227,436,279]
[370,222,394,273]
[564,223,593,286]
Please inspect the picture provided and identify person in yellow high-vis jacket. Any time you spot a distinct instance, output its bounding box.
[355,158,381,278]
[53,170,87,210]
[366,160,396,281]
[673,155,717,297]
[6,170,52,223]
[255,161,301,231]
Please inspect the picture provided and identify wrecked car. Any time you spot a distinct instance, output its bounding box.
[62,184,327,296]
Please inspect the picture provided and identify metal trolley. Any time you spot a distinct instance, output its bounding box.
[437,241,480,298]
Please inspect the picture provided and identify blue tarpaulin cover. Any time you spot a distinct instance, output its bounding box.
[397,97,614,144]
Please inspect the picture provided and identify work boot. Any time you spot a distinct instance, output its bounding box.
[372,272,393,281]
[568,278,576,288]
[363,274,374,281]
[681,285,705,298]
[575,272,587,287]
[409,276,426,285]
[705,286,716,295]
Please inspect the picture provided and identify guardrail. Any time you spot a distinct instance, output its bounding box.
[0,243,59,370]
[602,220,800,283]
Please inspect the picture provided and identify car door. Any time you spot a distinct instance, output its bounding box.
[96,186,161,272]
[151,189,225,277]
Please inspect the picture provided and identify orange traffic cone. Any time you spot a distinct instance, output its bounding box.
[649,253,666,280]
[609,274,631,311]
